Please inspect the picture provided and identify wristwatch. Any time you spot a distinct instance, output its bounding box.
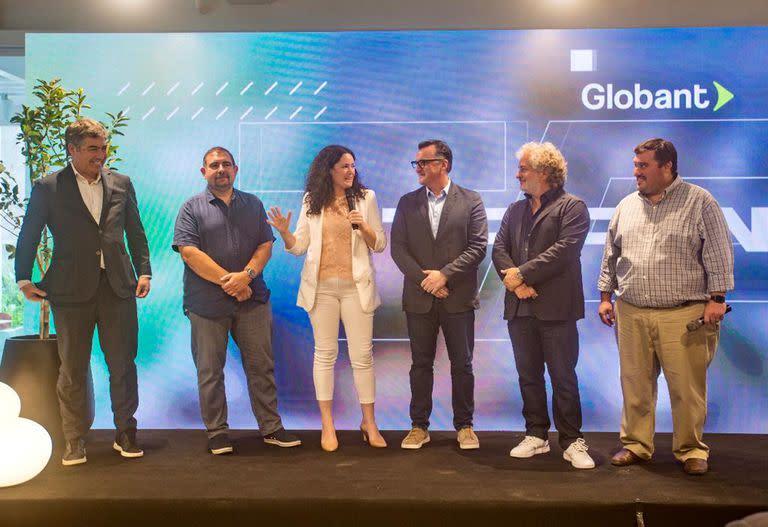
[515,270,524,282]
[709,295,726,304]
[245,267,257,280]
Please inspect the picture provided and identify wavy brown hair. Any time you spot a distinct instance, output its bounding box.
[304,145,367,216]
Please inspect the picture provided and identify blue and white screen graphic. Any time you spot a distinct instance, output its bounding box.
[22,28,768,432]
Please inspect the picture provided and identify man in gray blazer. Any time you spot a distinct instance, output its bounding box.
[391,139,488,450]
[492,142,594,469]
[15,118,151,466]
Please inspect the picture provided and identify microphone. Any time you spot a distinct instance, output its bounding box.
[686,304,731,332]
[345,188,359,230]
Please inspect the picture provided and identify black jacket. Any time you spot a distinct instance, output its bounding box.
[492,188,589,321]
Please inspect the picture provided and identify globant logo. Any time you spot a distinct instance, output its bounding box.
[581,81,734,112]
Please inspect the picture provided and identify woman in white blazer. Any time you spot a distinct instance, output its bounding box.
[267,145,387,451]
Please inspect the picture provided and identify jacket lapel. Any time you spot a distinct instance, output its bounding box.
[416,189,434,241]
[99,168,113,226]
[513,201,527,261]
[63,165,98,225]
[530,189,566,233]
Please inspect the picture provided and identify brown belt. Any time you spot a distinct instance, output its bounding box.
[673,300,706,308]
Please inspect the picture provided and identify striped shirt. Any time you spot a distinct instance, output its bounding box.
[597,176,734,308]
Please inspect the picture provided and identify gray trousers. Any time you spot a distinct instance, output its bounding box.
[51,271,138,441]
[187,301,283,438]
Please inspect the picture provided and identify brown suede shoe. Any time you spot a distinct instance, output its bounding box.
[611,448,643,466]
[683,458,708,475]
[457,426,480,450]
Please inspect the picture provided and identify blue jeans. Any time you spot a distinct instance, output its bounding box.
[507,317,583,449]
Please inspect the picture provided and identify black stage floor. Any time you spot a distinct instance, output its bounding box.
[2,430,766,527]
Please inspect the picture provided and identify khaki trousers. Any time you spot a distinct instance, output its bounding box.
[615,299,719,461]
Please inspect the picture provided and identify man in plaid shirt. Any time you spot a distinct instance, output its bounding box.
[598,138,734,475]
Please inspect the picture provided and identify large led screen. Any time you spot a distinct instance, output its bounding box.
[12,28,767,432]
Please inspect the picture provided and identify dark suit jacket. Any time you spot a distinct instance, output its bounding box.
[391,182,488,314]
[15,165,151,304]
[492,188,589,321]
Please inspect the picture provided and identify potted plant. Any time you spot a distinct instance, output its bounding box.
[0,78,128,443]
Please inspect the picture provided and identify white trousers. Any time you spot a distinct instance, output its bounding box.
[308,277,375,403]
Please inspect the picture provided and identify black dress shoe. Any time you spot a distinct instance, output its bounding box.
[113,429,144,458]
[62,438,87,466]
[683,458,708,475]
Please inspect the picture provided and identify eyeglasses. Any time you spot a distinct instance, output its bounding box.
[410,158,445,169]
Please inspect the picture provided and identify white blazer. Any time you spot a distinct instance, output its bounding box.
[286,189,387,313]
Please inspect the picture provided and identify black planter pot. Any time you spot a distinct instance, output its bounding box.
[0,335,92,450]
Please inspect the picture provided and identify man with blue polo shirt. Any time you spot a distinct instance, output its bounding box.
[173,146,300,455]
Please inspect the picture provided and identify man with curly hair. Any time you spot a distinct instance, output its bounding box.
[492,142,594,469]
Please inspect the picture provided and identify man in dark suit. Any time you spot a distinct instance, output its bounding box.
[15,118,151,466]
[492,141,594,469]
[391,139,488,450]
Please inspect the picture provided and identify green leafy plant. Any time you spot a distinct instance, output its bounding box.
[0,78,129,338]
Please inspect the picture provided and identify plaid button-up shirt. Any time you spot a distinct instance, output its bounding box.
[598,176,734,308]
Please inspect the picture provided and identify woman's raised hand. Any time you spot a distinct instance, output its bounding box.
[267,206,293,233]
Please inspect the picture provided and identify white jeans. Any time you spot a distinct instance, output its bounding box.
[308,277,375,403]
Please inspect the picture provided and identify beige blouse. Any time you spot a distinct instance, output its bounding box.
[317,195,353,281]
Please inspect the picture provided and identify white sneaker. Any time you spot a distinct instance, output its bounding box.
[563,438,595,469]
[509,435,550,458]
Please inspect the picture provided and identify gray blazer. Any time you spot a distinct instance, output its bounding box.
[492,188,589,321]
[15,165,151,304]
[391,182,488,314]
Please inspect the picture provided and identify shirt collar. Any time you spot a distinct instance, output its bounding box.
[524,186,561,205]
[426,179,451,200]
[638,175,683,203]
[71,163,102,185]
[206,187,238,204]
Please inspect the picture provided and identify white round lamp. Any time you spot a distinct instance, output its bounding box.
[0,381,53,488]
[0,381,21,426]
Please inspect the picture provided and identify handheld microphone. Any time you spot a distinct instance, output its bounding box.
[686,304,731,332]
[345,188,359,230]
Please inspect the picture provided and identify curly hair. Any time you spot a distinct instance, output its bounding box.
[516,142,568,189]
[304,145,367,216]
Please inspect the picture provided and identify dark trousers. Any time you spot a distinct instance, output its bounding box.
[507,317,583,449]
[406,302,475,430]
[51,272,138,441]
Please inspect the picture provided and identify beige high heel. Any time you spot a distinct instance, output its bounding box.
[360,425,387,448]
[321,428,338,452]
